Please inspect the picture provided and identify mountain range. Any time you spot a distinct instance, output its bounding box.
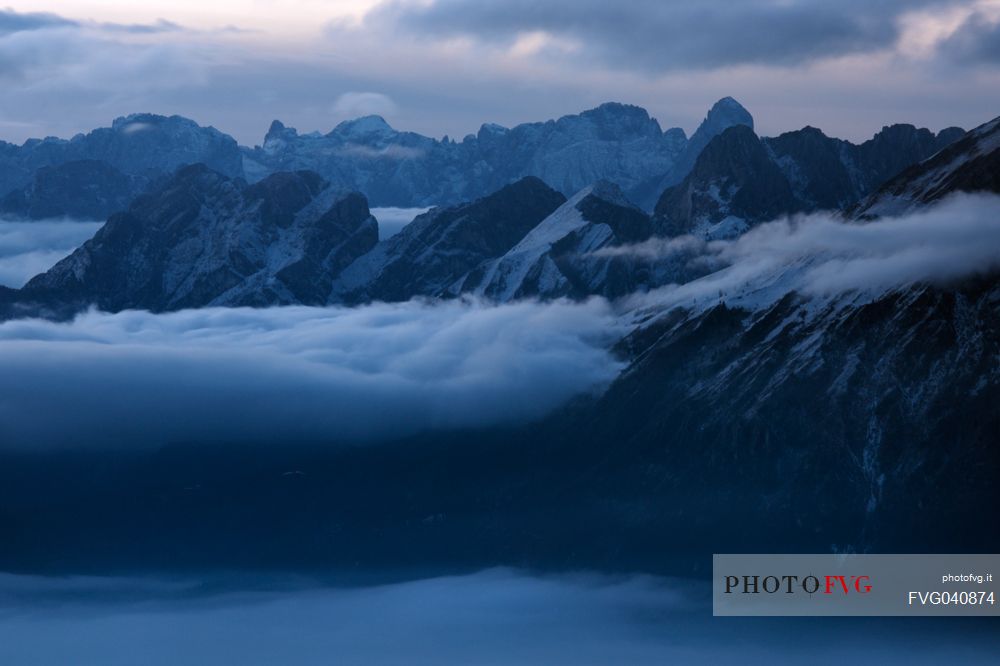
[0,114,242,220]
[0,97,966,224]
[0,102,998,572]
[8,104,984,316]
[653,122,964,238]
[20,166,378,313]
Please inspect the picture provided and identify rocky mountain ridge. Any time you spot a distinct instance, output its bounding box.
[0,99,965,224]
[0,113,243,220]
[0,110,998,574]
[244,101,696,208]
[653,120,967,238]
[19,165,377,313]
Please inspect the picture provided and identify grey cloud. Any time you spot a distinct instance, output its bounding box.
[591,235,707,261]
[1,569,997,665]
[0,20,203,88]
[97,19,186,35]
[0,570,694,665]
[338,142,426,160]
[625,193,1000,312]
[0,5,994,148]
[0,8,203,37]
[0,218,102,287]
[332,91,398,118]
[0,8,76,35]
[939,11,1000,64]
[0,298,623,451]
[0,9,182,37]
[365,0,955,71]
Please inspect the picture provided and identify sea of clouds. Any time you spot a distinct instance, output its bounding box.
[617,193,1000,311]
[0,568,995,665]
[2,193,999,452]
[0,298,624,450]
[0,217,102,287]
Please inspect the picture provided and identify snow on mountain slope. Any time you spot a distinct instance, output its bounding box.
[584,157,1000,553]
[330,177,566,303]
[855,116,1000,217]
[19,166,377,313]
[465,181,656,301]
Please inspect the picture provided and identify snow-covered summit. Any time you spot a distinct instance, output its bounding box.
[331,115,397,139]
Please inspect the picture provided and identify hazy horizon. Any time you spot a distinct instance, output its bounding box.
[1,1,998,145]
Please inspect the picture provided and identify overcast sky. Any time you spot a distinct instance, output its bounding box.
[1,1,999,145]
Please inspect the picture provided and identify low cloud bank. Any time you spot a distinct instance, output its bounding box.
[0,568,995,665]
[4,195,997,450]
[0,218,101,287]
[0,298,622,451]
[623,193,1000,311]
[338,143,427,161]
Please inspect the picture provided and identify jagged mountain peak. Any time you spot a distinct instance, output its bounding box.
[654,123,797,239]
[581,101,655,122]
[687,97,754,150]
[0,112,246,217]
[779,125,827,138]
[859,122,964,158]
[456,178,655,302]
[19,166,378,312]
[108,113,228,139]
[330,175,566,304]
[572,102,664,137]
[332,115,396,138]
[702,97,754,133]
[478,122,509,136]
[264,119,295,142]
[854,115,1000,217]
[641,97,756,200]
[244,103,691,206]
[937,126,967,145]
[867,123,932,146]
[589,101,647,114]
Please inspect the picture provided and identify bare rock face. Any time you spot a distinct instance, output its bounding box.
[854,115,1000,218]
[652,121,968,238]
[245,102,691,207]
[654,125,797,239]
[21,165,378,312]
[0,159,144,220]
[0,113,243,200]
[331,176,567,303]
[462,181,657,301]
